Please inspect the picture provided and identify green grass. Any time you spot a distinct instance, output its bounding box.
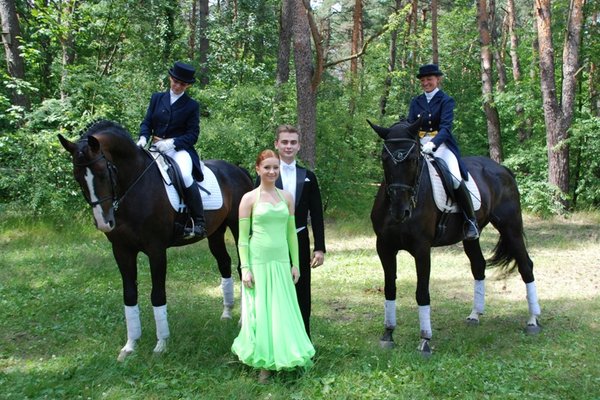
[1,212,599,399]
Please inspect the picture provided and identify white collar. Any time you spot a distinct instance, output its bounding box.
[169,90,184,105]
[281,160,296,169]
[424,87,439,103]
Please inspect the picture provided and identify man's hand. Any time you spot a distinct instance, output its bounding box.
[137,137,147,148]
[310,250,325,268]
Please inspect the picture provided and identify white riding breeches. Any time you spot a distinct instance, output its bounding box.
[163,148,194,187]
[421,137,462,189]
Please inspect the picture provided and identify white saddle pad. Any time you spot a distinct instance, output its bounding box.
[425,157,481,213]
[152,152,223,212]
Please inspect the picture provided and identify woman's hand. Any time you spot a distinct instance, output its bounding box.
[291,266,300,284]
[242,269,254,289]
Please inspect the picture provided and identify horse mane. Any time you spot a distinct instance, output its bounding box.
[80,119,133,143]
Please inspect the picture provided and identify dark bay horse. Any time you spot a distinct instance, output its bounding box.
[368,119,541,356]
[58,120,253,361]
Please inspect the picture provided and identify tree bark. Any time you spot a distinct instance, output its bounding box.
[276,0,292,85]
[535,0,585,209]
[198,0,209,86]
[0,0,29,108]
[292,0,317,168]
[380,0,403,118]
[477,0,503,162]
[431,0,438,65]
[590,9,599,117]
[350,0,363,76]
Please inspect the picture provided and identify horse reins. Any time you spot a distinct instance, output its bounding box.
[75,147,157,211]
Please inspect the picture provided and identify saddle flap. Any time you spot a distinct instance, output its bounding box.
[425,157,481,213]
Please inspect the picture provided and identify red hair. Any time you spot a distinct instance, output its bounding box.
[255,149,279,168]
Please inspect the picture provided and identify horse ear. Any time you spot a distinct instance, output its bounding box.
[58,134,76,154]
[408,118,421,137]
[367,119,390,140]
[87,135,101,152]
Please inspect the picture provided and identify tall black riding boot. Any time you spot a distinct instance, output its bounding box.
[183,184,207,239]
[454,181,479,241]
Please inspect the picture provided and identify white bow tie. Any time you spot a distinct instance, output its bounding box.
[283,164,295,172]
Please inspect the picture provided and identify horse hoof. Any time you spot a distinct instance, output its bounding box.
[418,339,432,358]
[117,350,132,362]
[466,317,480,326]
[379,339,395,349]
[220,306,233,320]
[526,324,542,335]
[153,339,168,354]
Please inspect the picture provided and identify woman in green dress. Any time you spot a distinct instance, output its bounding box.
[232,149,315,383]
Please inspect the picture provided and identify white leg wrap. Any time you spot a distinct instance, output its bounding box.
[153,305,170,340]
[221,277,234,307]
[473,279,485,314]
[384,300,396,329]
[526,281,541,316]
[418,305,432,339]
[124,305,141,341]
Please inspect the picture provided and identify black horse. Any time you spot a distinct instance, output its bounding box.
[58,120,253,361]
[368,119,541,356]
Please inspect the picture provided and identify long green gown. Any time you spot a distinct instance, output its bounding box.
[231,192,315,370]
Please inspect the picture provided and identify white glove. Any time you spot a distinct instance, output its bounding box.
[422,141,436,155]
[136,136,147,148]
[155,138,175,153]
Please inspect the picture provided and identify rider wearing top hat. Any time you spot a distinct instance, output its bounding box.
[137,61,206,239]
[406,63,479,240]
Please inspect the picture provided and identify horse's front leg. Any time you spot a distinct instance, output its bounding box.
[376,238,398,349]
[148,247,169,354]
[113,244,140,362]
[414,247,432,357]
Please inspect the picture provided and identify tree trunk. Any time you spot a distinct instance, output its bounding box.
[380,1,403,118]
[535,0,585,209]
[188,0,198,60]
[591,10,599,117]
[0,0,29,109]
[276,0,292,85]
[507,0,521,81]
[477,0,503,162]
[198,0,209,86]
[506,0,529,141]
[488,0,507,91]
[292,0,317,168]
[350,0,362,75]
[431,0,438,65]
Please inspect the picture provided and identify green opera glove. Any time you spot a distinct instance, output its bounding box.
[287,215,300,273]
[238,217,251,271]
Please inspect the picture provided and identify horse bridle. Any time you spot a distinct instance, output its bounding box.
[74,145,156,211]
[383,137,424,209]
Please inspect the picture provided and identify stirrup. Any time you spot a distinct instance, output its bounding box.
[184,219,206,239]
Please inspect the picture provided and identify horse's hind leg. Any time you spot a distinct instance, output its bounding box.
[147,248,170,354]
[463,240,487,324]
[207,223,235,320]
[493,215,541,334]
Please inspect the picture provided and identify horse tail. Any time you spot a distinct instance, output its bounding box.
[487,235,519,275]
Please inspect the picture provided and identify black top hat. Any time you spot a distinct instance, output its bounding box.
[416,64,444,79]
[168,61,196,84]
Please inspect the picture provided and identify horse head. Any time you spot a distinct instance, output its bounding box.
[58,121,137,233]
[368,118,422,222]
